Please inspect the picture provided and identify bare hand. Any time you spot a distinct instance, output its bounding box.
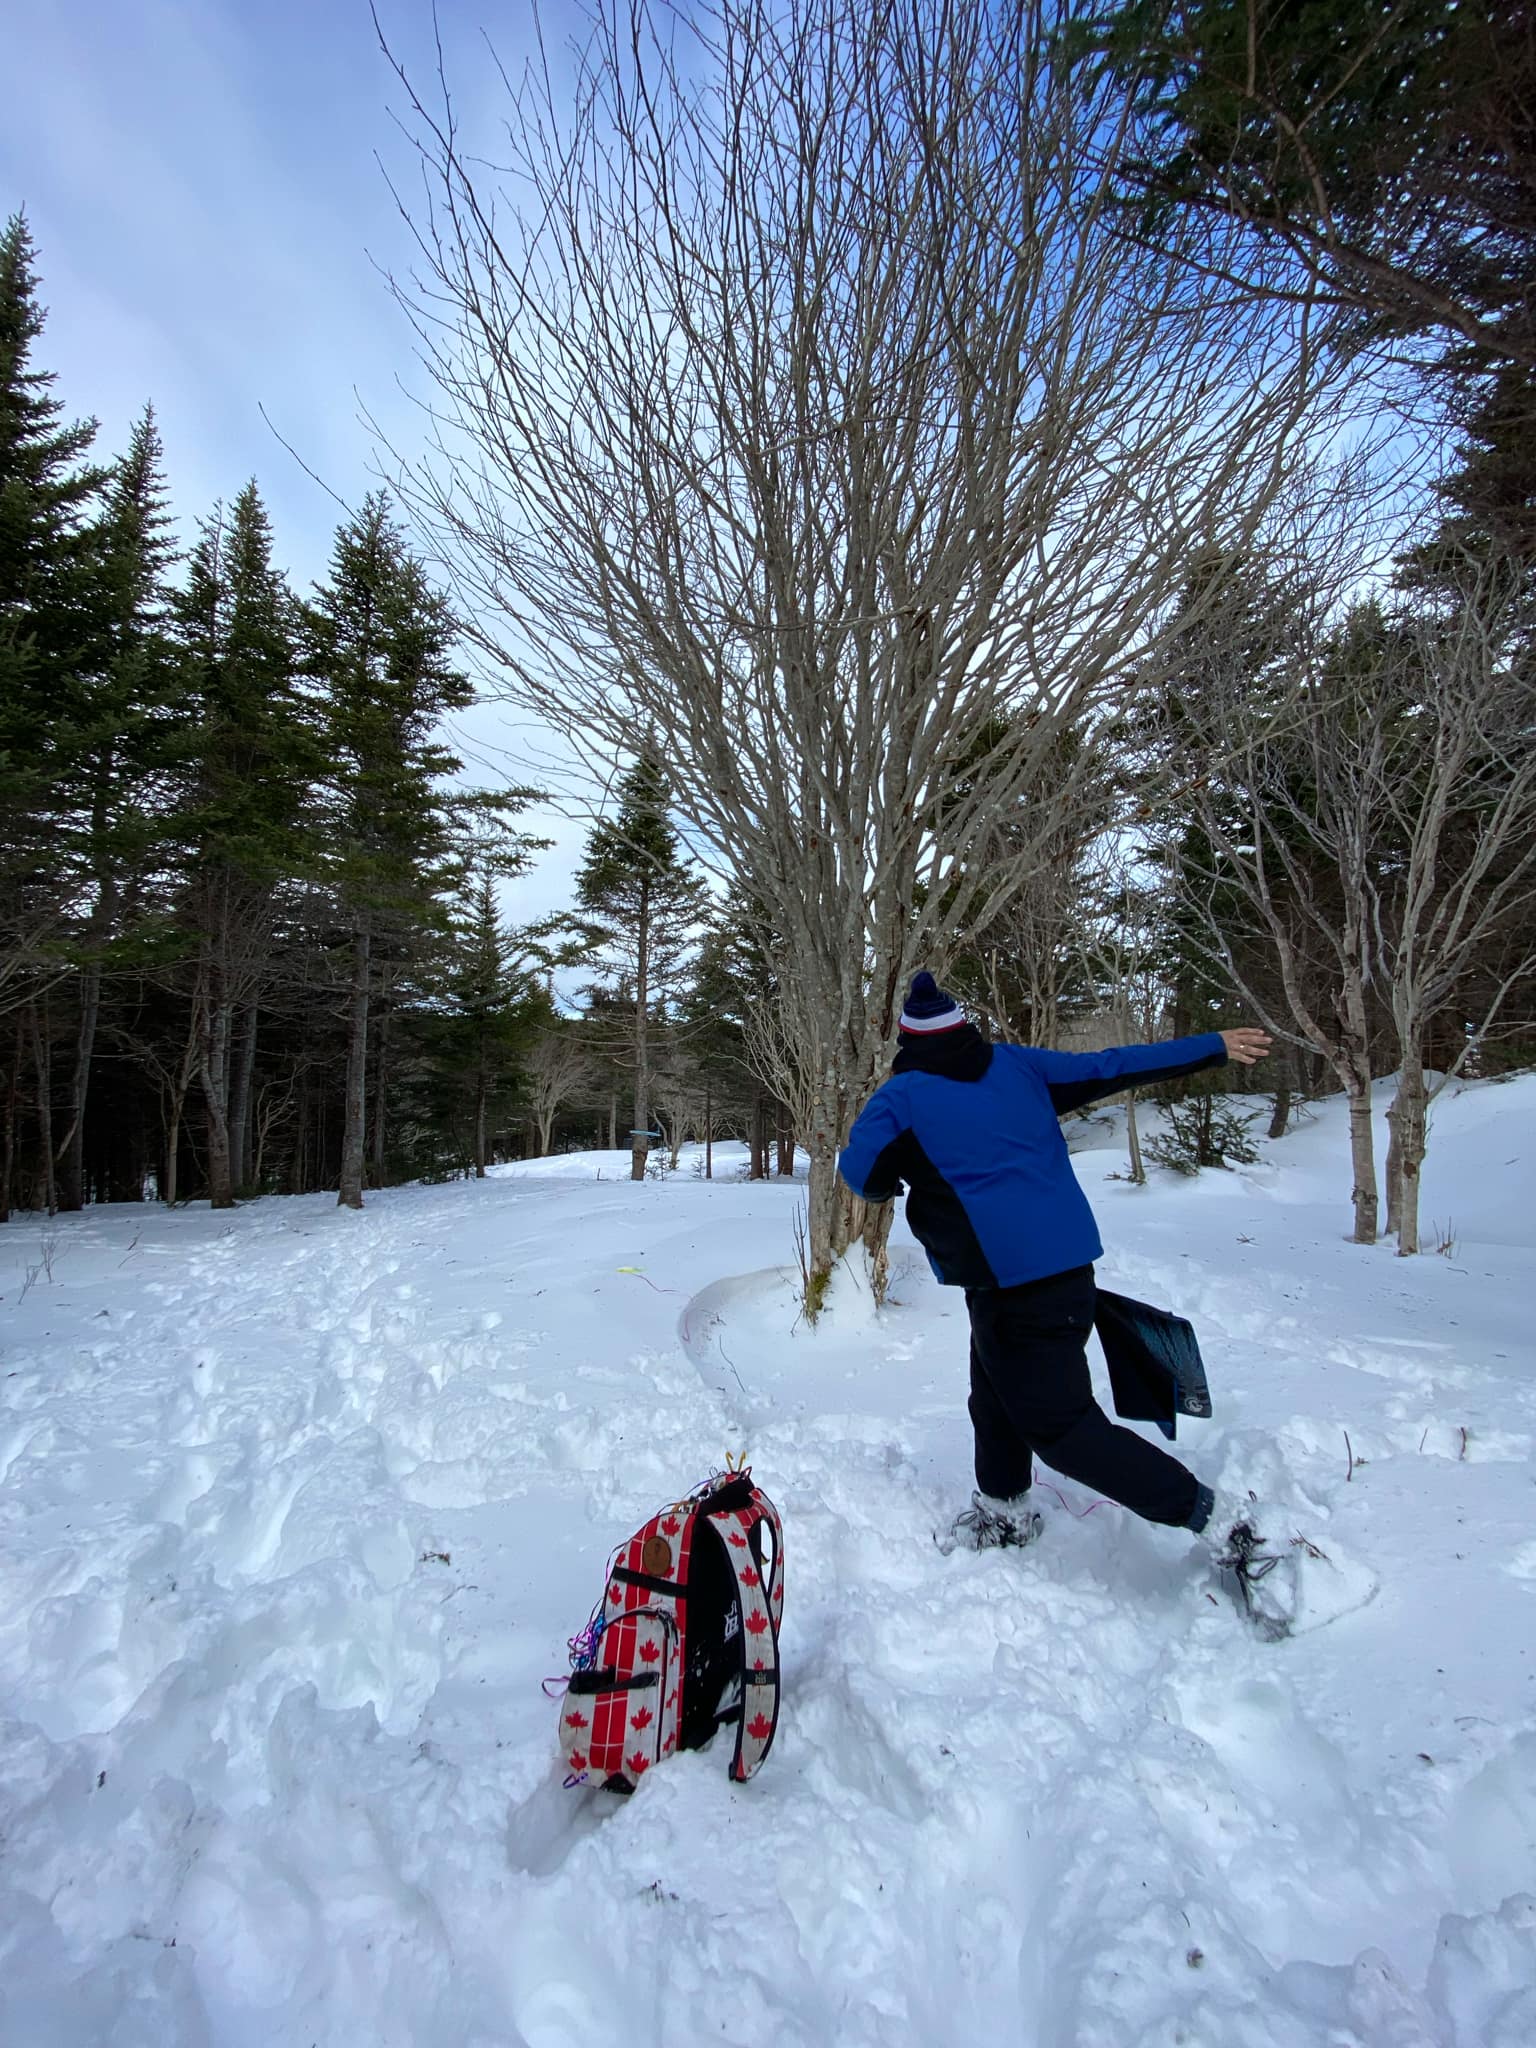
[1221,1027,1273,1066]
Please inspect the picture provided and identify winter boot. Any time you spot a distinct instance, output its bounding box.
[937,1489,1044,1556]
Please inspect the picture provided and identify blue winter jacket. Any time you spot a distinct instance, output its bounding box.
[838,1033,1228,1289]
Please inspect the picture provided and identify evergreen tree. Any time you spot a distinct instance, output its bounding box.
[1095,0,1533,367]
[676,908,794,1178]
[171,481,317,1206]
[0,213,108,1013]
[1095,1,1535,576]
[576,750,707,1181]
[421,819,557,1176]
[306,492,473,1208]
[54,404,181,1207]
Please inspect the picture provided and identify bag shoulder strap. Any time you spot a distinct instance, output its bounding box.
[703,1485,783,1782]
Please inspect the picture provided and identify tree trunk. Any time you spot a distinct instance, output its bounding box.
[536,1106,555,1155]
[705,1081,712,1181]
[289,1073,310,1195]
[252,1090,279,1190]
[200,997,235,1211]
[229,1004,259,1190]
[861,1196,894,1307]
[28,998,57,1216]
[192,936,238,1211]
[1125,1089,1145,1185]
[164,1091,182,1207]
[1194,1091,1220,1167]
[1,1013,21,1222]
[1384,1114,1403,1237]
[805,1143,854,1292]
[58,960,103,1212]
[1388,1050,1428,1256]
[1266,1049,1293,1141]
[474,1048,489,1178]
[338,928,371,1210]
[1344,1067,1379,1245]
[804,1064,876,1311]
[776,1101,794,1176]
[630,878,651,1182]
[370,982,392,1187]
[608,1091,617,1149]
[162,1023,199,1207]
[749,1093,769,1180]
[804,1136,879,1314]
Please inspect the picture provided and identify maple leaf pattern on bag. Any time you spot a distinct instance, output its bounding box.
[557,1476,782,1791]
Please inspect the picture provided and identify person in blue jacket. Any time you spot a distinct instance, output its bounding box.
[838,971,1273,1560]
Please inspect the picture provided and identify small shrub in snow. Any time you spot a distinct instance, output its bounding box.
[1429,1218,1458,1257]
[1146,1098,1260,1176]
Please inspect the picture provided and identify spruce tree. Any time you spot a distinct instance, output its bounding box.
[576,750,706,1180]
[0,213,107,1012]
[307,493,473,1208]
[171,481,317,1206]
[55,404,180,1206]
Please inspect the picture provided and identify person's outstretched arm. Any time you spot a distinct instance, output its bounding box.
[1028,1028,1271,1115]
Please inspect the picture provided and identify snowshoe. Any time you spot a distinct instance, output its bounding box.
[1201,1502,1379,1639]
[936,1489,1044,1556]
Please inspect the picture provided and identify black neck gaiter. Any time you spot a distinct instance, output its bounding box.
[891,1022,993,1083]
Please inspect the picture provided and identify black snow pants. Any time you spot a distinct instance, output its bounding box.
[966,1265,1201,1528]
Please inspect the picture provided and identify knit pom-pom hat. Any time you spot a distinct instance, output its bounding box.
[898,971,966,1035]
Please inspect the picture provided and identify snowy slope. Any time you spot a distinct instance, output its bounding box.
[2,1082,1535,2048]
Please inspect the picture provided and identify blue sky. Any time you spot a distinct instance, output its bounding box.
[2,0,592,920]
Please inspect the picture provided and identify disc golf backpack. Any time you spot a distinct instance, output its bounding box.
[557,1467,783,1793]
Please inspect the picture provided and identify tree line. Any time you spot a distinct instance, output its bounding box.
[0,217,797,1217]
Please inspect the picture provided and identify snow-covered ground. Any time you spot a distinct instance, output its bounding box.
[3,1079,1535,2048]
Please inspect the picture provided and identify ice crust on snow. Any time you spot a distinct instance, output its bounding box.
[2,1084,1535,2045]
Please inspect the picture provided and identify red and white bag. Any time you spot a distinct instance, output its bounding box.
[557,1467,783,1791]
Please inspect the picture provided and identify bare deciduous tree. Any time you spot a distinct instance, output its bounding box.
[1159,552,1536,1252]
[948,728,1117,1046]
[380,0,1337,1292]
[524,1028,592,1158]
[1167,648,1390,1242]
[1373,564,1536,1252]
[1078,878,1174,1188]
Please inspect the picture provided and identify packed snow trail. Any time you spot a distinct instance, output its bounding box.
[2,1082,1535,2046]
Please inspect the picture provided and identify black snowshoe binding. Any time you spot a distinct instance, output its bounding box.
[937,1490,1044,1556]
[1215,1520,1304,1641]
